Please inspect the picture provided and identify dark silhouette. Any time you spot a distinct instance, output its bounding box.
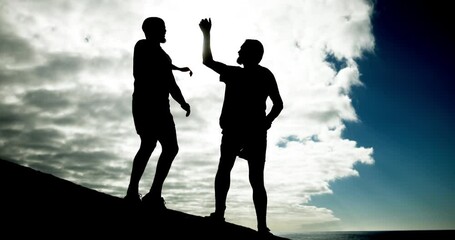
[199,18,284,237]
[124,17,191,211]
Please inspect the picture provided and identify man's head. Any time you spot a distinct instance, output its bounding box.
[237,39,264,66]
[142,17,166,43]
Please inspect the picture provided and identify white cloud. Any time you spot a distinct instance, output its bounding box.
[0,0,375,233]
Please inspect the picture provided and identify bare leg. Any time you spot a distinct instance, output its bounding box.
[248,159,268,232]
[214,154,236,216]
[148,135,179,198]
[127,136,157,197]
[213,134,237,217]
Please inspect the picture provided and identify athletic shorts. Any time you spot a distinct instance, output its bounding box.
[221,129,267,162]
[132,98,175,138]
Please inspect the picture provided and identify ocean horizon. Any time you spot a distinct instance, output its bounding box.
[280,230,455,240]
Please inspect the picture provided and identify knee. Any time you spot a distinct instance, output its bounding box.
[163,144,179,156]
[139,142,156,155]
[251,182,266,195]
[140,136,156,148]
[249,175,265,189]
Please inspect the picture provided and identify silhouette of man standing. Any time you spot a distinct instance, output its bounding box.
[125,17,191,211]
[199,18,283,236]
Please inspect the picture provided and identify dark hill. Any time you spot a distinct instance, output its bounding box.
[0,158,290,239]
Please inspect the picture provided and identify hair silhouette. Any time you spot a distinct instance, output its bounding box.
[237,39,264,65]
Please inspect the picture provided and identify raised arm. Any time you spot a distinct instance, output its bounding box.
[199,18,226,74]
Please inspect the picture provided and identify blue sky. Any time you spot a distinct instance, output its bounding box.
[309,0,455,231]
[0,0,453,233]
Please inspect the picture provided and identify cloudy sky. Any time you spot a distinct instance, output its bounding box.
[1,0,453,234]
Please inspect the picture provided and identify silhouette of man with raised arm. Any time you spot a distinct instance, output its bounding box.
[199,18,283,237]
[124,17,191,211]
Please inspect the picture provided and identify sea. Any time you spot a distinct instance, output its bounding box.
[279,230,455,240]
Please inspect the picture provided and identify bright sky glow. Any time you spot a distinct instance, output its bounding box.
[0,0,375,233]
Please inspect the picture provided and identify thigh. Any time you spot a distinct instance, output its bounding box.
[157,116,178,149]
[239,131,267,162]
[219,132,241,169]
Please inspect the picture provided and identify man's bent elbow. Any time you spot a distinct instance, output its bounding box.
[276,100,284,111]
[202,58,214,67]
[278,104,284,114]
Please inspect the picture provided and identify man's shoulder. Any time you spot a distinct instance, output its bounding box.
[251,65,274,82]
[135,39,147,46]
[134,39,159,49]
[134,39,148,51]
[257,65,273,74]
